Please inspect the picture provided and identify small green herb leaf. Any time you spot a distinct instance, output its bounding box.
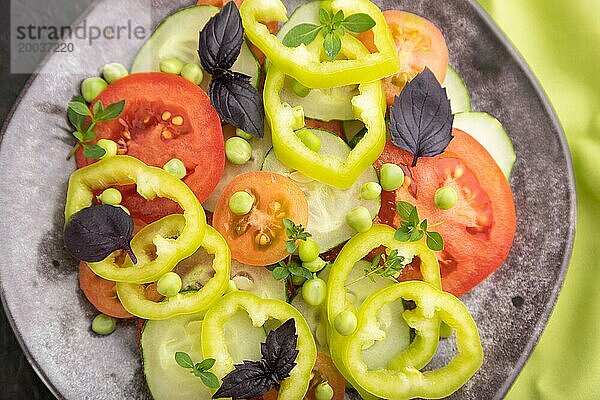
[409,228,424,242]
[396,201,414,220]
[286,240,297,254]
[175,352,194,369]
[394,228,411,242]
[96,99,126,121]
[323,32,342,60]
[289,265,313,281]
[426,231,444,251]
[198,371,220,388]
[93,100,104,117]
[408,206,420,226]
[68,95,88,131]
[319,8,332,25]
[68,101,92,117]
[420,219,428,231]
[283,219,295,231]
[332,10,345,25]
[282,23,322,47]
[78,131,97,143]
[83,144,106,159]
[272,266,290,281]
[342,13,376,33]
[196,358,216,371]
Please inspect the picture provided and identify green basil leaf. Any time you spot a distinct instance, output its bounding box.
[408,206,420,227]
[420,219,428,231]
[334,25,345,36]
[96,100,125,121]
[199,372,220,389]
[79,131,97,143]
[323,32,342,60]
[286,240,297,253]
[408,228,424,242]
[68,95,88,131]
[196,358,216,371]
[282,23,322,47]
[396,201,414,220]
[319,8,332,25]
[174,352,194,369]
[283,219,295,231]
[332,10,345,25]
[83,144,106,159]
[426,231,444,251]
[72,131,85,142]
[342,13,376,33]
[272,266,290,281]
[290,266,313,280]
[394,228,411,242]
[92,100,104,118]
[68,101,92,117]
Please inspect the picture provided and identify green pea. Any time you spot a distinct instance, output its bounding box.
[225,137,253,165]
[345,206,373,233]
[92,314,117,335]
[100,62,128,83]
[291,274,307,286]
[334,310,357,336]
[298,238,320,262]
[303,257,326,273]
[290,79,311,98]
[360,182,382,200]
[97,139,117,158]
[163,158,187,179]
[302,278,327,306]
[81,77,108,103]
[235,128,254,141]
[314,381,334,400]
[98,188,122,205]
[159,57,184,75]
[380,163,405,191]
[157,272,182,297]
[181,63,204,85]
[297,129,322,152]
[434,186,458,210]
[229,191,254,216]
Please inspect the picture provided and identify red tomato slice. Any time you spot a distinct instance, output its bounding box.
[79,262,132,319]
[212,171,308,266]
[359,10,448,106]
[376,129,516,296]
[76,72,224,223]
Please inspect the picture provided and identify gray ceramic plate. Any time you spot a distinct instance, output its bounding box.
[0,0,576,399]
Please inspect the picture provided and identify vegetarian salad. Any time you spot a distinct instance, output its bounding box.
[62,0,517,399]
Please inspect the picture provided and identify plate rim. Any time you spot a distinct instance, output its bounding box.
[0,0,577,399]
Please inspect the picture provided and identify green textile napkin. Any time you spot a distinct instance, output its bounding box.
[476,0,600,398]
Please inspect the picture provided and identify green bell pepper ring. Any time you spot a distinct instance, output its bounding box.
[264,62,386,189]
[116,215,230,320]
[325,224,442,399]
[202,291,317,400]
[345,281,484,400]
[240,0,399,88]
[64,155,206,284]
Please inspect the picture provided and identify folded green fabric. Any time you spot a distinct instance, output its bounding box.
[476,0,600,398]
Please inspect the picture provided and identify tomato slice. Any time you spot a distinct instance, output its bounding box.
[212,171,308,266]
[376,129,516,296]
[76,72,224,223]
[359,10,448,106]
[79,262,132,319]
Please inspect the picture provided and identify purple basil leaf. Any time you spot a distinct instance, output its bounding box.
[389,67,454,166]
[198,1,244,74]
[209,72,264,138]
[261,319,299,381]
[212,360,273,399]
[64,204,137,264]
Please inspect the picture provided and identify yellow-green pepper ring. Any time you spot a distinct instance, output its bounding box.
[345,281,484,400]
[240,0,400,88]
[64,155,206,284]
[116,215,230,320]
[202,291,317,400]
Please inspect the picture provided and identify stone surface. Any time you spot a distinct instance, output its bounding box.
[0,0,575,399]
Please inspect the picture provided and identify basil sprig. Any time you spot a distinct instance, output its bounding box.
[395,201,444,251]
[388,68,454,166]
[199,2,264,138]
[174,353,220,389]
[67,95,125,160]
[283,8,376,60]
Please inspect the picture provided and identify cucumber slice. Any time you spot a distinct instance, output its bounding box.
[453,112,516,178]
[276,2,358,121]
[131,5,260,89]
[342,120,365,144]
[262,129,380,251]
[173,244,286,301]
[142,312,266,400]
[443,65,471,114]
[142,313,210,400]
[202,127,272,212]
